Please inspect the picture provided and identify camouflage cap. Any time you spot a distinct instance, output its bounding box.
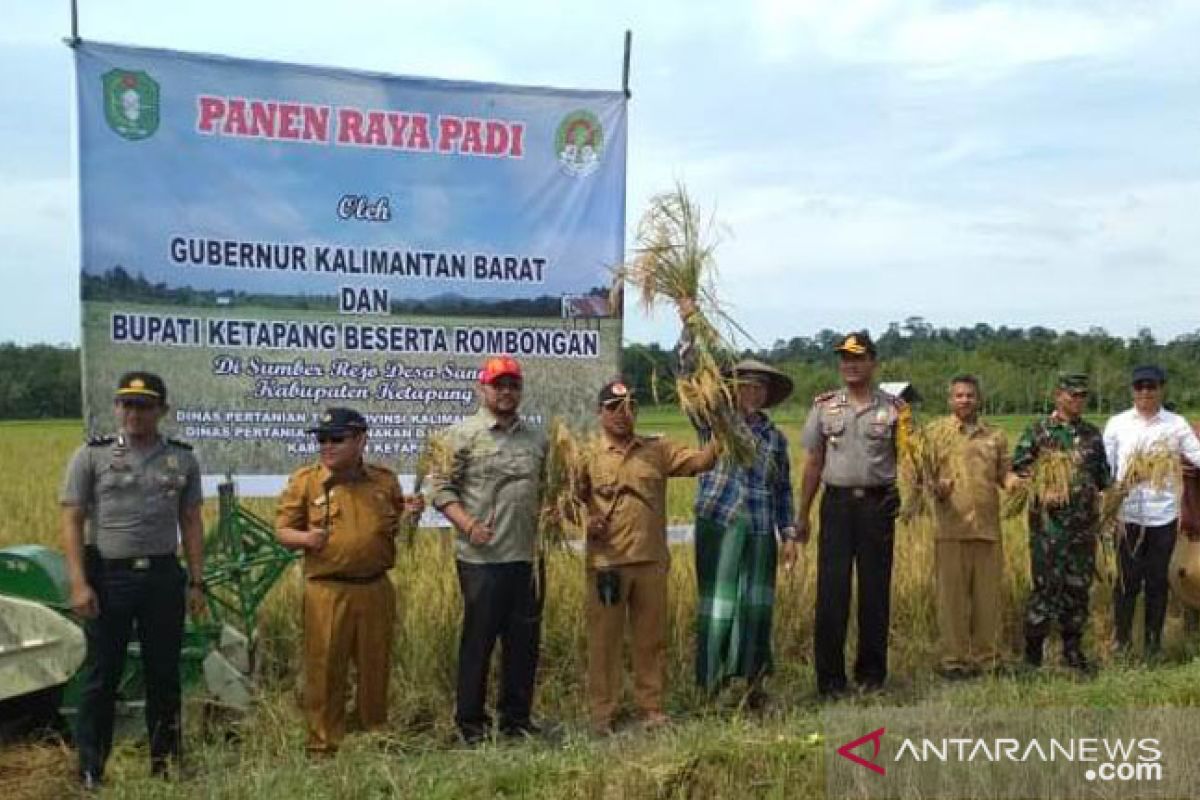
[1056,373,1090,392]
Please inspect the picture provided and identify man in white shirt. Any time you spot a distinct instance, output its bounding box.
[1102,365,1200,657]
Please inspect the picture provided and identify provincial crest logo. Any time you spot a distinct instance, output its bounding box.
[103,69,160,140]
[555,110,603,177]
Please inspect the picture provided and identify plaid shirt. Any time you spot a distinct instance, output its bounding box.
[694,413,795,539]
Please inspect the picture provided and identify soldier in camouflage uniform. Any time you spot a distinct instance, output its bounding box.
[1010,373,1110,674]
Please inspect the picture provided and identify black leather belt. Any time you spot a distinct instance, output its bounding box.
[825,484,894,499]
[87,547,177,571]
[309,572,386,585]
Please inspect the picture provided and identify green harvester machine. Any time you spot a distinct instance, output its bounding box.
[0,480,295,738]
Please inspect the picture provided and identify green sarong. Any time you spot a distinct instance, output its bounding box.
[694,515,778,690]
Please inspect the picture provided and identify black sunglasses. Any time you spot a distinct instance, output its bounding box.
[316,433,348,444]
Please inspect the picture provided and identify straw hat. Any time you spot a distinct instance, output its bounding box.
[724,359,794,409]
[1168,535,1200,610]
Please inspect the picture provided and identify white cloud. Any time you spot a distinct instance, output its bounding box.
[750,0,1163,78]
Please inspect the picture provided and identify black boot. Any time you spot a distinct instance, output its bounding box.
[1063,636,1096,676]
[1023,636,1044,668]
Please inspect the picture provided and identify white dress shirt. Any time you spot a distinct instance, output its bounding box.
[1102,407,1200,526]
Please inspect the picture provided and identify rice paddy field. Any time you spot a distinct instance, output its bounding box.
[3,412,1200,799]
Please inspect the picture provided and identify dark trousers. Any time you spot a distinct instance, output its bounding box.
[454,560,543,738]
[815,486,897,694]
[1113,521,1177,652]
[76,550,185,778]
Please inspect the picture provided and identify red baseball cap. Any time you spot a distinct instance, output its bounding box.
[479,356,522,385]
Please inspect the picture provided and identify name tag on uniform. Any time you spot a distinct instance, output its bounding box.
[132,557,151,570]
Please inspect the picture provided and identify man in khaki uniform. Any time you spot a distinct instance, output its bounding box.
[578,379,717,734]
[276,407,420,755]
[927,375,1011,678]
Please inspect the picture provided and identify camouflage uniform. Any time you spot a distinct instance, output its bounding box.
[1012,412,1110,664]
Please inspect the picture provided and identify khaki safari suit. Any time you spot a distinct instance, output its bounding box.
[579,435,715,729]
[927,416,1009,670]
[276,462,406,753]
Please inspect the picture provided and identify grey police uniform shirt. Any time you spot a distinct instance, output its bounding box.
[800,389,900,487]
[59,436,203,559]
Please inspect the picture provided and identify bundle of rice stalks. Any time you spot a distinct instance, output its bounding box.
[897,414,958,523]
[1002,449,1075,518]
[403,431,454,542]
[1100,443,1181,533]
[611,183,755,465]
[538,416,596,550]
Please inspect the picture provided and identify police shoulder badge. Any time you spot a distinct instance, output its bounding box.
[102,69,160,141]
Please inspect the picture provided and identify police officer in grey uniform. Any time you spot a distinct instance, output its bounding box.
[795,332,903,697]
[59,372,205,789]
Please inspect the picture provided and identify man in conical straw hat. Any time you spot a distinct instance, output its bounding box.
[1102,365,1200,660]
[677,299,799,710]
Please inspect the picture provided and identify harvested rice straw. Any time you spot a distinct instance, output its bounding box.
[1001,449,1075,518]
[611,183,756,465]
[898,414,958,523]
[1100,443,1181,534]
[403,430,455,543]
[538,416,594,550]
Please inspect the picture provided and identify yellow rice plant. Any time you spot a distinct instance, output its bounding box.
[538,416,594,549]
[898,414,959,523]
[1100,443,1181,534]
[612,183,756,465]
[1002,449,1075,518]
[402,431,454,542]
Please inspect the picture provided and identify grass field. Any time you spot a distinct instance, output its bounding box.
[2,413,1200,799]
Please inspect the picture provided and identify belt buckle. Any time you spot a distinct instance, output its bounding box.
[132,557,151,570]
[852,488,866,499]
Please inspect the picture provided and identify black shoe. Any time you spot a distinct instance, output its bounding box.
[817,679,848,701]
[1063,641,1097,676]
[935,665,977,681]
[1024,636,1044,668]
[499,721,542,739]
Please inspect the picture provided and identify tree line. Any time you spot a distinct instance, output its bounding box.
[3,319,1199,419]
[621,317,1200,416]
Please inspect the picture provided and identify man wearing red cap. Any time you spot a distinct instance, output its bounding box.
[429,356,548,743]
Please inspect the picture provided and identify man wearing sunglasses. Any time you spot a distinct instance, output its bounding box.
[276,407,422,755]
[577,379,717,735]
[1102,365,1200,660]
[1010,373,1110,674]
[59,372,204,789]
[428,356,548,743]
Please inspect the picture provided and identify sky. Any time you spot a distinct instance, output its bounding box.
[4,0,1200,349]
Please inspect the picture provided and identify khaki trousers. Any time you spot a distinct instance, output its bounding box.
[934,540,1003,669]
[586,562,669,727]
[303,576,395,752]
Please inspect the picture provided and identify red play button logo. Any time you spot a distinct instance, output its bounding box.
[837,727,887,775]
